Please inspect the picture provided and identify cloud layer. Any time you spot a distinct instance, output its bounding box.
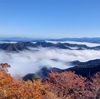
[46,41,100,47]
[1,46,100,76]
[0,41,17,44]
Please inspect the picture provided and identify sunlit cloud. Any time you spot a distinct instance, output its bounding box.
[0,46,100,76]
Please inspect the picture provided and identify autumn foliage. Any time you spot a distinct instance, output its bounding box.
[0,63,100,99]
[0,63,46,99]
[47,71,94,99]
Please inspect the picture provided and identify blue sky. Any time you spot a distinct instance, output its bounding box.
[0,0,100,38]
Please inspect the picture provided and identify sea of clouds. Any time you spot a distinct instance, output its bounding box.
[0,41,100,76]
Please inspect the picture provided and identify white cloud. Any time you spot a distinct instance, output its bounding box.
[0,41,17,44]
[65,41,100,47]
[0,47,100,76]
[46,41,100,47]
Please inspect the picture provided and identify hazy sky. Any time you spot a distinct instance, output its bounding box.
[0,0,100,38]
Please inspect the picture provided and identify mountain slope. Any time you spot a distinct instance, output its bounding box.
[33,59,100,79]
[0,41,100,52]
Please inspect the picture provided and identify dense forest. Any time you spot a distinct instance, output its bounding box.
[0,63,100,99]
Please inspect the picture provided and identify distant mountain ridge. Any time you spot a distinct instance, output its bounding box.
[0,41,100,52]
[1,37,100,43]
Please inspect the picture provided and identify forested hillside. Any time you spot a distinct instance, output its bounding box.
[0,63,100,99]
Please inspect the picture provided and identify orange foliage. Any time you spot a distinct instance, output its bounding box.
[91,72,100,98]
[0,63,46,99]
[47,71,95,99]
[0,63,100,99]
